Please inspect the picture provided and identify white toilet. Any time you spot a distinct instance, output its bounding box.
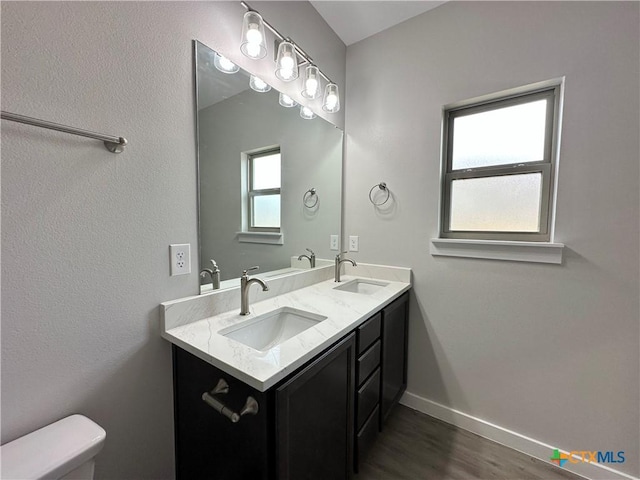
[0,414,106,479]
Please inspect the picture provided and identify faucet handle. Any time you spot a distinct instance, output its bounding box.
[306,248,315,256]
[336,251,348,259]
[210,259,219,272]
[242,266,260,276]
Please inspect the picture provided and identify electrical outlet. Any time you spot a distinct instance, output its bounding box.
[170,244,191,276]
[330,235,339,251]
[349,235,359,252]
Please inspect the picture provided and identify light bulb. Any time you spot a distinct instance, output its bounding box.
[279,68,294,81]
[245,43,261,58]
[280,56,295,70]
[325,94,338,110]
[279,93,297,108]
[249,75,271,93]
[240,11,267,59]
[301,65,321,99]
[305,78,318,96]
[218,57,235,71]
[300,105,316,119]
[322,83,340,113]
[246,24,263,45]
[213,53,239,74]
[275,41,299,82]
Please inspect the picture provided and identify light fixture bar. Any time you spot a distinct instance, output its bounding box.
[240,1,334,85]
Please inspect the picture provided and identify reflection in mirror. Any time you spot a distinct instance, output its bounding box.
[195,41,343,293]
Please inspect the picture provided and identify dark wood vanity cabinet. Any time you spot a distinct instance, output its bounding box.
[172,290,409,480]
[380,291,409,423]
[353,291,409,471]
[173,332,355,480]
[354,313,382,472]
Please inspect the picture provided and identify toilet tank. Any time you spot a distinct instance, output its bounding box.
[0,415,106,480]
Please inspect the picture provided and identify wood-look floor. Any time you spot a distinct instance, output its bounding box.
[356,405,584,480]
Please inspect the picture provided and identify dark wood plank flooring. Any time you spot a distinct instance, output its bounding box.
[356,405,584,480]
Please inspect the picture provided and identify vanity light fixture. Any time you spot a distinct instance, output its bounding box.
[279,93,297,108]
[240,1,341,113]
[301,65,320,99]
[213,53,240,74]
[240,11,267,59]
[322,83,340,113]
[249,75,271,93]
[275,41,299,82]
[300,105,316,120]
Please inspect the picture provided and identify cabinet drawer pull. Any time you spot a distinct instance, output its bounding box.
[201,378,259,423]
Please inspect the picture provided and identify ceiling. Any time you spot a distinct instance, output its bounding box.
[309,1,446,46]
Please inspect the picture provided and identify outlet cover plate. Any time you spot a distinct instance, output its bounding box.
[170,244,191,276]
[330,235,339,251]
[349,235,359,252]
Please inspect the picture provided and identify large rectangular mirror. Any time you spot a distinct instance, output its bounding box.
[195,40,343,292]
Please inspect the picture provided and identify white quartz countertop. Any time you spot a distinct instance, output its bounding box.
[162,272,411,391]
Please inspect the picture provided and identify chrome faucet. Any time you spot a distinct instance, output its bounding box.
[334,252,357,282]
[200,259,221,290]
[297,248,316,268]
[240,266,269,315]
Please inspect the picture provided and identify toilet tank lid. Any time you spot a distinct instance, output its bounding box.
[0,414,106,480]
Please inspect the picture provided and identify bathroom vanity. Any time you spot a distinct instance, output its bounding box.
[161,265,410,480]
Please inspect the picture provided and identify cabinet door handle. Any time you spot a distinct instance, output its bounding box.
[201,379,259,423]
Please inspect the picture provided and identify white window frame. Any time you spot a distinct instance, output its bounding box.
[432,79,565,264]
[247,148,281,233]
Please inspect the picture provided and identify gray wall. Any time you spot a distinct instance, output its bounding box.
[199,87,342,279]
[344,1,639,476]
[0,2,345,478]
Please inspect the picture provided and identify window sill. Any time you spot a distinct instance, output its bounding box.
[236,231,284,245]
[430,238,564,264]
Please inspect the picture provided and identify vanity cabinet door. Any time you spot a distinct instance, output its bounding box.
[380,292,409,424]
[172,346,272,480]
[275,333,355,480]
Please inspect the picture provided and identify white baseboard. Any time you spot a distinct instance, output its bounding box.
[400,391,638,480]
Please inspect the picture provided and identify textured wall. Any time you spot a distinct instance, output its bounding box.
[0,2,344,478]
[344,2,639,477]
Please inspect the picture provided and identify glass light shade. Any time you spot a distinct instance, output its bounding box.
[300,105,316,120]
[213,53,239,74]
[322,83,340,113]
[301,65,321,99]
[279,93,298,108]
[275,41,299,82]
[249,75,271,93]
[240,11,267,59]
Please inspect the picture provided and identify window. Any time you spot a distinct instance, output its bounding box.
[440,82,561,242]
[247,148,281,232]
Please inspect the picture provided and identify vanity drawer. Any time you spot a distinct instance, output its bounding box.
[357,313,381,355]
[357,340,380,387]
[357,368,380,430]
[355,404,380,471]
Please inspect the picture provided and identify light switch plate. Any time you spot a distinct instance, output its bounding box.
[170,244,191,276]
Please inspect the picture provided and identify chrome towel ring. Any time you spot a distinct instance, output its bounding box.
[303,188,318,208]
[369,182,391,206]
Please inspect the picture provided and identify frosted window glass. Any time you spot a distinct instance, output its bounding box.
[450,174,542,232]
[252,153,281,189]
[252,195,280,228]
[452,100,547,170]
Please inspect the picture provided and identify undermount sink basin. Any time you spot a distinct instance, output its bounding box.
[333,278,389,295]
[219,307,327,352]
